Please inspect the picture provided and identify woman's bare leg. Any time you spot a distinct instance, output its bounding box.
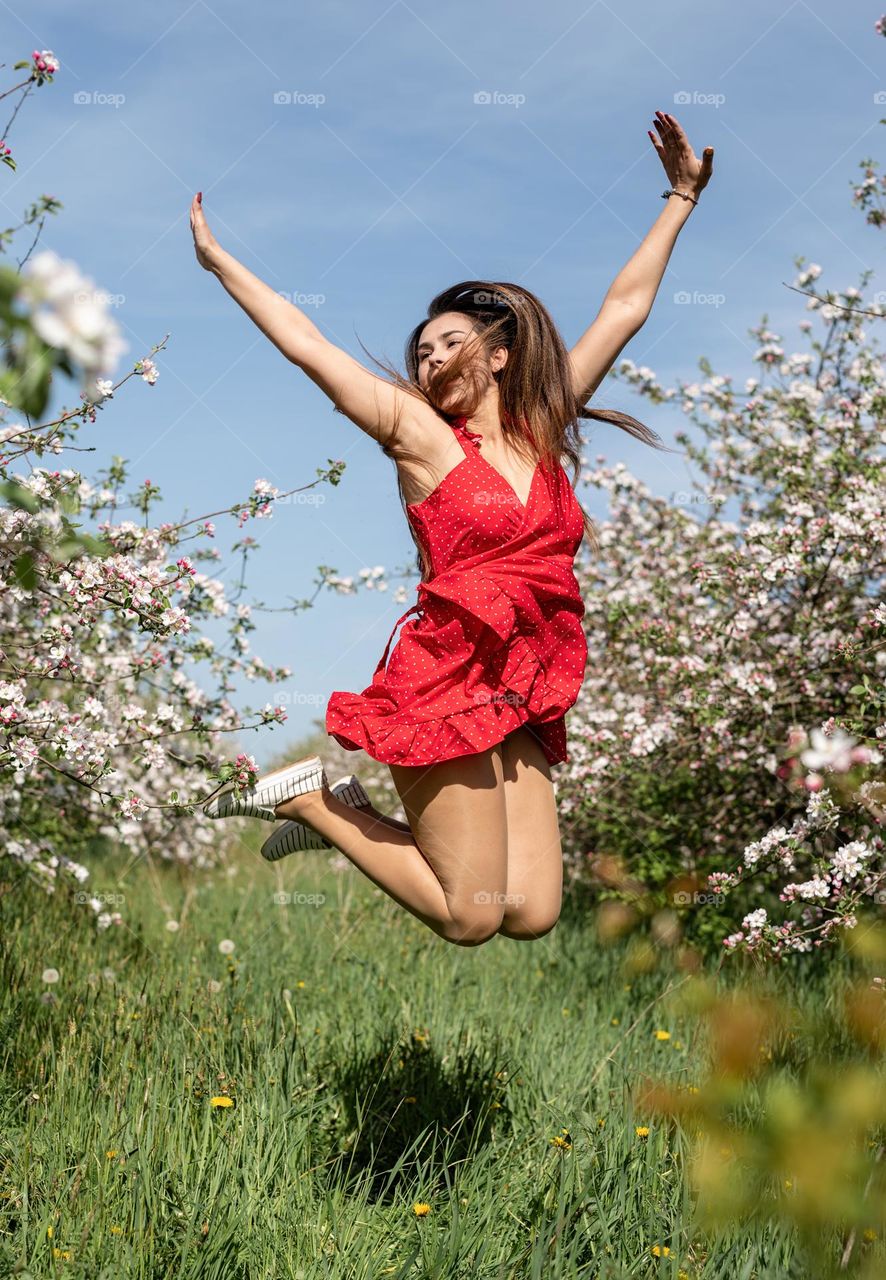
[496,726,564,941]
[349,798,412,833]
[273,743,509,946]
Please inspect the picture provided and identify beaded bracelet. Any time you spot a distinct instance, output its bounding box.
[662,187,699,206]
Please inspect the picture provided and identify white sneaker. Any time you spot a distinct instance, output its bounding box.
[260,773,371,861]
[202,754,327,821]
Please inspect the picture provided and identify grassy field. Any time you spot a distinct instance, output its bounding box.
[2,825,885,1280]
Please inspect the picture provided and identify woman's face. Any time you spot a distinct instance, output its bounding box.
[415,311,476,396]
[417,310,513,413]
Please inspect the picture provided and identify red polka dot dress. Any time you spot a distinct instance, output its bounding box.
[325,415,588,767]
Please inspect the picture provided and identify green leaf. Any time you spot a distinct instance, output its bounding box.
[46,538,88,564]
[57,491,80,515]
[14,334,55,418]
[0,479,40,512]
[78,534,113,558]
[13,552,37,591]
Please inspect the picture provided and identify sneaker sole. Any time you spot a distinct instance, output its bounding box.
[260,773,371,861]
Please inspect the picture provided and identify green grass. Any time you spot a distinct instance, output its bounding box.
[1,832,884,1279]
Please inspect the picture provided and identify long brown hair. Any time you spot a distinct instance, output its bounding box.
[345,280,677,578]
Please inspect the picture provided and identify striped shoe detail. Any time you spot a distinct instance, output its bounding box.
[260,773,372,861]
[262,821,329,860]
[203,755,327,820]
[329,774,371,809]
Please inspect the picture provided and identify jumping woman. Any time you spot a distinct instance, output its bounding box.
[190,110,713,947]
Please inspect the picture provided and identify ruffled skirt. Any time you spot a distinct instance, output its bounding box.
[325,566,587,768]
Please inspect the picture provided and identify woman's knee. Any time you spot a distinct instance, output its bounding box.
[497,905,561,941]
[441,899,506,947]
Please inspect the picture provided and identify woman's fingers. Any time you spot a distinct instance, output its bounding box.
[189,192,221,269]
[191,193,210,235]
[649,110,716,193]
[653,112,673,149]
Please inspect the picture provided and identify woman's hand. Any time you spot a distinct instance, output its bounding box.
[189,191,222,271]
[648,110,714,199]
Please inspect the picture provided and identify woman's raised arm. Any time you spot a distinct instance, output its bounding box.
[189,192,437,449]
[568,111,713,404]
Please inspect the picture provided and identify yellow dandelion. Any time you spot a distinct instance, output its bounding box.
[490,1101,502,1110]
[678,1272,690,1279]
[110,1225,123,1235]
[47,1225,54,1238]
[650,1244,671,1257]
[674,1040,683,1050]
[598,1117,606,1127]
[404,1096,417,1104]
[611,1017,620,1025]
[636,1126,650,1138]
[562,1007,570,1016]
[863,1227,877,1242]
[550,1134,572,1150]
[686,1085,699,1094]
[296,980,306,988]
[209,1096,234,1108]
[654,1029,671,1041]
[52,1247,71,1259]
[413,1202,431,1216]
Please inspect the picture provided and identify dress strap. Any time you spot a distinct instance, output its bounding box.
[451,415,483,450]
[372,594,426,680]
[451,413,538,449]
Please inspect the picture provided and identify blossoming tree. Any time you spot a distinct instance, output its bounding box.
[558,101,886,959]
[0,50,389,928]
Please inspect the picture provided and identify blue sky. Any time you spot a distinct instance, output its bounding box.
[7,1,882,764]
